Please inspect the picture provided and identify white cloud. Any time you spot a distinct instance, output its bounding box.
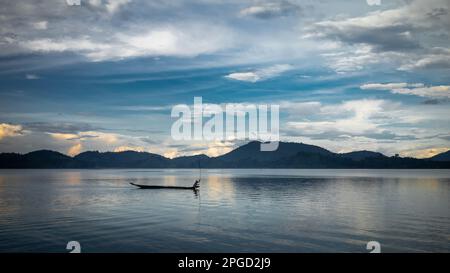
[111,26,232,59]
[305,0,450,72]
[114,145,145,152]
[161,140,235,158]
[401,147,449,158]
[308,0,449,38]
[361,83,450,99]
[240,1,301,19]
[399,47,450,70]
[50,131,118,143]
[49,133,78,141]
[366,0,381,6]
[86,0,131,14]
[320,45,398,73]
[225,72,260,82]
[0,0,448,71]
[105,0,132,14]
[282,98,450,156]
[287,99,386,136]
[31,21,48,30]
[19,25,234,61]
[0,123,25,140]
[68,143,82,156]
[20,37,110,54]
[45,130,153,155]
[225,64,293,82]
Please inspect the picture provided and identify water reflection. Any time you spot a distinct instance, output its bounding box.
[204,175,235,202]
[66,171,81,185]
[0,169,448,253]
[163,175,177,186]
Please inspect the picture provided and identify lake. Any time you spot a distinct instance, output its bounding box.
[0,169,449,253]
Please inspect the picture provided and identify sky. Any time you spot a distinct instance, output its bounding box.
[0,0,449,158]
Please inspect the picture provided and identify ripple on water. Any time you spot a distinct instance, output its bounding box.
[0,169,449,252]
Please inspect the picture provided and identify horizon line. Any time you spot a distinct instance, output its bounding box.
[1,140,448,160]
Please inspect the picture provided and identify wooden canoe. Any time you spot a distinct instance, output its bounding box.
[130,180,200,190]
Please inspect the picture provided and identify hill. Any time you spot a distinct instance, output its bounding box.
[429,150,450,162]
[1,141,449,169]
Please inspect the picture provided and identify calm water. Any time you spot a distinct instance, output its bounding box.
[0,169,449,253]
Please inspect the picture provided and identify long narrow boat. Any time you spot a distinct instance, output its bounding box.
[130,180,200,190]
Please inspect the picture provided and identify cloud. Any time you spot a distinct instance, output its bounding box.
[0,0,306,65]
[0,124,160,155]
[62,131,117,143]
[361,83,450,99]
[0,123,25,140]
[281,98,450,156]
[240,1,301,19]
[225,64,293,82]
[0,1,236,62]
[23,122,101,134]
[25,74,40,80]
[421,99,442,105]
[306,0,449,50]
[401,147,449,158]
[113,145,145,152]
[19,25,234,61]
[283,98,447,143]
[0,0,449,160]
[114,105,171,112]
[287,99,387,137]
[225,72,260,82]
[320,45,402,73]
[308,18,421,52]
[162,140,235,158]
[366,0,381,6]
[49,133,78,141]
[111,26,233,59]
[399,47,450,70]
[0,0,448,71]
[304,0,450,72]
[104,0,132,14]
[280,101,322,116]
[49,132,99,141]
[84,0,131,14]
[37,129,157,155]
[31,21,48,30]
[20,37,110,54]
[68,143,82,156]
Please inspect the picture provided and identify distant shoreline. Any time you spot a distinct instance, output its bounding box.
[1,141,449,169]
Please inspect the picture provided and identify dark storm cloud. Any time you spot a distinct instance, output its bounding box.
[421,99,444,105]
[23,122,102,134]
[426,7,449,18]
[317,25,421,52]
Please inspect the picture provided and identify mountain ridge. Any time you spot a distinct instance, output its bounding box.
[429,150,450,162]
[0,141,449,169]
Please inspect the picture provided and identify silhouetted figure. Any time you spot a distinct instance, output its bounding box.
[193,180,200,189]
